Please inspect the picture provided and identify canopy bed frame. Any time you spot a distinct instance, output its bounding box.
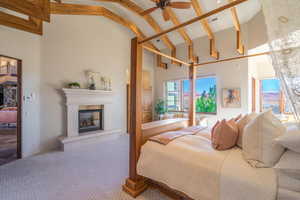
[122,0,273,198]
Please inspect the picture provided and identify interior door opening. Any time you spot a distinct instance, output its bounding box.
[0,55,22,166]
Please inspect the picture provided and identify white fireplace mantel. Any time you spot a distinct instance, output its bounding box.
[59,88,121,151]
[62,88,114,105]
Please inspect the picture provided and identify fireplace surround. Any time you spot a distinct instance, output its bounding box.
[59,88,121,151]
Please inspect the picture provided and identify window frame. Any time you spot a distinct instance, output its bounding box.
[259,78,291,115]
[164,75,217,115]
[164,79,182,112]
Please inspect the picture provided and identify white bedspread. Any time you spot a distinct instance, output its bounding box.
[137,134,277,200]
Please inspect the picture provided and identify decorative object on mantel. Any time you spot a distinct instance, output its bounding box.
[86,70,112,91]
[222,88,241,108]
[68,82,81,89]
[154,99,166,120]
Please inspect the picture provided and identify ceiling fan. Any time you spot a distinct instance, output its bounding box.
[140,0,192,21]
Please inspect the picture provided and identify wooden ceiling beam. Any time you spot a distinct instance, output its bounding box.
[195,51,270,67]
[91,0,175,67]
[191,0,219,59]
[0,11,43,35]
[139,0,248,44]
[165,7,198,63]
[0,0,50,22]
[50,3,168,68]
[143,45,190,67]
[228,0,244,54]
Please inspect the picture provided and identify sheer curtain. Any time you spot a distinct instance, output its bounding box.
[260,0,300,121]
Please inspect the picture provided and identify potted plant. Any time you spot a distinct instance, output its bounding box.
[154,99,166,120]
[68,82,81,89]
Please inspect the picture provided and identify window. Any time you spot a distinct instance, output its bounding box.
[165,80,181,111]
[260,78,290,114]
[165,76,217,114]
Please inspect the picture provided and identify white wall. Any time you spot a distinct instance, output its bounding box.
[0,15,155,155]
[155,24,250,125]
[0,26,41,157]
[40,15,154,152]
[247,11,275,112]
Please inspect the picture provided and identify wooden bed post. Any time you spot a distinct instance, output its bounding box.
[189,63,196,126]
[123,37,148,197]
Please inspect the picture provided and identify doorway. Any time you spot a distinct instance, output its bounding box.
[0,55,22,165]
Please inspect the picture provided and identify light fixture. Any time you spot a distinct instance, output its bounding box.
[278,16,289,24]
[210,17,218,22]
[216,0,222,4]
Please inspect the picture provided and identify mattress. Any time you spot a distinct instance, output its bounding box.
[137,134,277,200]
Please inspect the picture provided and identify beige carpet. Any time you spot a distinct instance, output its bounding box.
[0,134,170,200]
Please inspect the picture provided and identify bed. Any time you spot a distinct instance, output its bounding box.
[137,131,277,200]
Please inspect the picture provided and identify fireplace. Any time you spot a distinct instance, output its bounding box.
[78,105,103,133]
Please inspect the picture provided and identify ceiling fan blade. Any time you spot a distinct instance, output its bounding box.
[150,0,159,2]
[140,7,158,16]
[169,2,192,9]
[162,9,170,21]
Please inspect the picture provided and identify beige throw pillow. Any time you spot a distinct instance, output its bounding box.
[243,110,286,167]
[211,119,238,150]
[236,113,257,148]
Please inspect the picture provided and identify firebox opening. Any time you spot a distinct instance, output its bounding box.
[78,105,104,134]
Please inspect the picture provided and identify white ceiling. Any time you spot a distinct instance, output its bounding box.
[60,0,262,49]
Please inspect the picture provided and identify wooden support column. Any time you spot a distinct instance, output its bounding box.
[210,39,220,59]
[189,63,196,126]
[123,37,148,197]
[236,31,245,55]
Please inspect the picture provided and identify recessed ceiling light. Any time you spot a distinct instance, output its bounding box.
[282,48,292,55]
[216,0,222,4]
[278,16,289,24]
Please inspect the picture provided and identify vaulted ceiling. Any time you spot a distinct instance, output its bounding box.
[68,0,261,48]
[0,0,261,68]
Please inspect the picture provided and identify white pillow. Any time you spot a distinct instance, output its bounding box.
[236,113,257,148]
[243,110,286,167]
[276,129,300,153]
[275,150,300,179]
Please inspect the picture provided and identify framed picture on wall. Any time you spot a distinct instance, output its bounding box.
[222,88,241,108]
